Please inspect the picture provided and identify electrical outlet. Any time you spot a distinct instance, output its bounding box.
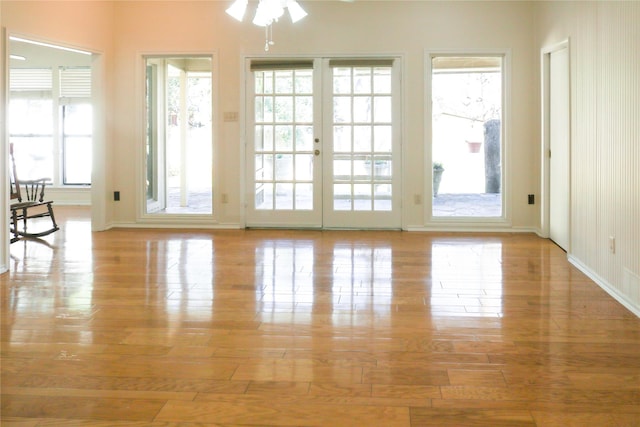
[114,191,120,201]
[609,236,615,254]
[528,194,535,205]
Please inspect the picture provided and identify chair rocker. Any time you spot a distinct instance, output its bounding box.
[9,144,59,243]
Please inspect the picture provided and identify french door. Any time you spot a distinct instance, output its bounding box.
[245,58,402,229]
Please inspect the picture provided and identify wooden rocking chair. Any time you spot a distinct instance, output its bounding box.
[9,143,59,243]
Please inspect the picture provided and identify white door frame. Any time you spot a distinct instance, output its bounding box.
[540,39,571,245]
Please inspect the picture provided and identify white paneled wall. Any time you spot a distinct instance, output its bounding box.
[560,1,640,315]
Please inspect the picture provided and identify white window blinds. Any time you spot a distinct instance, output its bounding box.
[10,68,52,91]
[60,67,91,98]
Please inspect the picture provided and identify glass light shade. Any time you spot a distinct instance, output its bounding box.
[226,0,248,21]
[287,0,307,23]
[253,0,284,26]
[252,2,271,26]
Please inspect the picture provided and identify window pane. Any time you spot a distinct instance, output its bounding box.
[354,157,371,179]
[372,156,392,178]
[255,96,264,122]
[353,68,372,94]
[256,154,274,181]
[275,70,293,93]
[255,125,264,151]
[263,125,274,151]
[256,183,273,209]
[354,183,372,211]
[374,96,391,122]
[373,67,391,94]
[255,73,264,94]
[275,154,293,180]
[295,126,314,151]
[275,125,293,151]
[295,154,313,180]
[275,96,293,122]
[333,157,351,179]
[333,67,351,94]
[333,126,351,153]
[295,96,313,123]
[275,183,293,209]
[353,126,372,152]
[263,97,273,122]
[64,137,92,184]
[373,125,392,152]
[353,96,372,123]
[294,70,313,94]
[431,55,503,217]
[334,184,351,210]
[264,73,274,94]
[67,103,91,133]
[295,183,313,210]
[333,97,351,123]
[9,136,54,181]
[9,98,53,135]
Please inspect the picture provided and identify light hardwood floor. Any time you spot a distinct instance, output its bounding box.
[2,206,639,426]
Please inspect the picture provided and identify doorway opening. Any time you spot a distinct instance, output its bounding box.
[145,56,213,215]
[541,41,570,251]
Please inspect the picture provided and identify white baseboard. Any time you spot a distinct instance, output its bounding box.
[406,225,537,233]
[569,255,640,318]
[106,221,243,230]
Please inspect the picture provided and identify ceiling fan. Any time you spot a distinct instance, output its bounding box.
[226,0,355,51]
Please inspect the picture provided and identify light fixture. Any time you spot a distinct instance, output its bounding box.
[226,0,308,51]
[225,0,248,21]
[9,36,91,56]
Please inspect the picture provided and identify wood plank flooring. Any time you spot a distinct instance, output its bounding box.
[2,206,639,426]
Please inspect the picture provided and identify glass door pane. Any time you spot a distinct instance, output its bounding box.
[431,56,503,218]
[144,56,213,215]
[247,64,321,227]
[324,62,401,229]
[246,58,401,229]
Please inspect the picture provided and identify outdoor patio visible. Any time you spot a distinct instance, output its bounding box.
[433,193,501,217]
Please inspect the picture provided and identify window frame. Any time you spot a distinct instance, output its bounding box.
[424,49,512,228]
[138,52,220,225]
[8,65,92,188]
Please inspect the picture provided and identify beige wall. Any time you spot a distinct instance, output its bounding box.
[534,1,640,315]
[3,1,536,229]
[109,0,536,228]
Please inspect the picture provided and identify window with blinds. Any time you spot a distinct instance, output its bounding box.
[8,66,93,185]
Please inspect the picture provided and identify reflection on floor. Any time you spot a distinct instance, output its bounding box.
[2,206,639,426]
